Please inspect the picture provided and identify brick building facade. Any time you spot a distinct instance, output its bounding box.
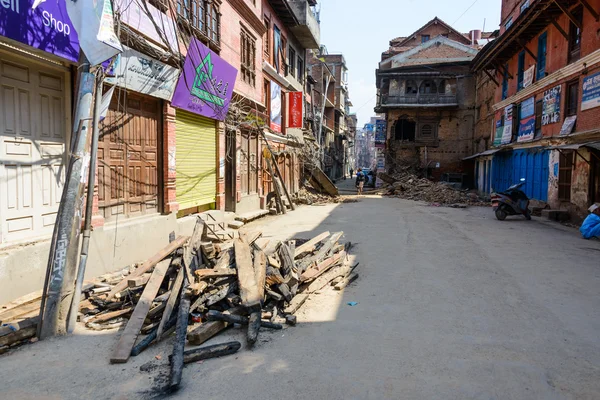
[376,19,482,180]
[472,0,600,219]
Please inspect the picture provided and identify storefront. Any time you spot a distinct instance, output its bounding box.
[98,46,179,221]
[170,38,237,214]
[0,0,79,244]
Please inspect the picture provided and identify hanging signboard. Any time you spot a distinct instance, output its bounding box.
[375,119,386,144]
[501,105,513,144]
[270,81,282,132]
[66,0,123,66]
[523,65,535,88]
[559,115,577,136]
[171,38,238,121]
[105,46,179,100]
[288,91,303,128]
[114,0,178,51]
[517,97,535,142]
[0,0,80,62]
[494,120,503,146]
[582,72,600,111]
[542,85,562,125]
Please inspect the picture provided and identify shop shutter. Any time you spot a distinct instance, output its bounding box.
[176,110,217,209]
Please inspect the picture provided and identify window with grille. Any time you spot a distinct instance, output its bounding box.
[241,28,256,87]
[176,0,220,45]
[288,47,296,78]
[558,151,573,202]
[421,124,433,136]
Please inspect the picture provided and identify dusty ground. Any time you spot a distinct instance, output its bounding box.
[2,185,600,400]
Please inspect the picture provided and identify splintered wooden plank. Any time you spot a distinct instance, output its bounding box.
[0,316,38,338]
[304,264,351,294]
[294,232,330,259]
[214,248,234,269]
[300,251,345,282]
[0,290,43,316]
[284,294,309,315]
[234,238,260,310]
[253,249,267,301]
[0,301,41,324]
[334,273,359,290]
[110,260,170,364]
[195,269,237,279]
[183,218,206,283]
[186,307,242,346]
[156,268,184,341]
[107,236,188,300]
[298,232,344,274]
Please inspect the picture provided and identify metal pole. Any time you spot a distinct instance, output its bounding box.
[67,73,103,333]
[38,52,95,339]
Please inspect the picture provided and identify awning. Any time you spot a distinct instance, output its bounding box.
[462,149,500,160]
[548,142,600,151]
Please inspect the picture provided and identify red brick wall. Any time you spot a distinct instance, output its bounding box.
[500,0,522,33]
[400,24,470,48]
[220,1,264,105]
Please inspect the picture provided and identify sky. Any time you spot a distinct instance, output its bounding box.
[318,0,502,127]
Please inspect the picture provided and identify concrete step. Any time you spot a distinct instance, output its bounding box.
[541,209,570,221]
[235,209,270,223]
[228,220,245,230]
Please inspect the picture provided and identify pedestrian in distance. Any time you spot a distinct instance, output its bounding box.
[580,203,600,239]
[355,168,366,196]
[349,168,354,179]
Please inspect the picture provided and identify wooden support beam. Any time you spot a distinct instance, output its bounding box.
[106,236,188,300]
[234,238,261,311]
[156,268,184,341]
[294,231,330,259]
[578,0,600,21]
[496,63,513,80]
[554,0,582,29]
[110,259,170,363]
[550,17,570,41]
[517,40,537,62]
[483,69,500,87]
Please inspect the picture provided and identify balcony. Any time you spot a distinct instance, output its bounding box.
[377,94,458,109]
[287,1,320,49]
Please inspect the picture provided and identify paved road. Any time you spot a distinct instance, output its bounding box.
[1,195,600,399]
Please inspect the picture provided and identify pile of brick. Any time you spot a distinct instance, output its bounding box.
[379,172,484,206]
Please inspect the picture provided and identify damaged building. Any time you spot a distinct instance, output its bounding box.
[375,17,491,181]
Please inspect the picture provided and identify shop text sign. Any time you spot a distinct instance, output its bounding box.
[582,72,600,111]
[0,0,80,62]
[288,91,303,128]
[171,38,237,121]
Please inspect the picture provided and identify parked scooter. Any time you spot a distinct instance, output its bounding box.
[491,178,532,221]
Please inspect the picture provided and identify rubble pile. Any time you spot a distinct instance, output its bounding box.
[295,183,341,205]
[379,172,485,206]
[0,219,358,391]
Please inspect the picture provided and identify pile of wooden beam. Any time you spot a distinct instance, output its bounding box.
[0,216,358,391]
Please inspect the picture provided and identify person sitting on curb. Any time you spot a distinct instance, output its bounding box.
[580,203,600,240]
[355,168,366,196]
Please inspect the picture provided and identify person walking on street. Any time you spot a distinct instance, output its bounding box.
[355,168,366,196]
[350,168,354,179]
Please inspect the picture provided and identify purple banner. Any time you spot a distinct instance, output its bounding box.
[171,38,237,121]
[0,0,80,62]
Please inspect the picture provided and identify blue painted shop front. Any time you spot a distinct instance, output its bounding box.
[492,148,549,201]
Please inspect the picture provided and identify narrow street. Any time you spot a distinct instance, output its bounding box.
[2,193,600,399]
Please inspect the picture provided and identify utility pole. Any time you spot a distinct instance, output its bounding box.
[67,73,104,333]
[38,52,95,339]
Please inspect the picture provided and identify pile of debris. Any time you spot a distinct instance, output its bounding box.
[1,218,358,392]
[295,186,340,205]
[379,172,484,206]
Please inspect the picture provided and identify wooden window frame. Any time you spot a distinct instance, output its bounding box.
[176,0,220,46]
[297,57,304,84]
[566,79,579,117]
[240,27,256,87]
[536,32,547,81]
[421,35,430,43]
[288,46,296,78]
[517,51,525,90]
[558,151,574,202]
[568,6,583,64]
[264,17,271,59]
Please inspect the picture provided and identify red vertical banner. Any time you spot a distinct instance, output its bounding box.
[288,91,303,128]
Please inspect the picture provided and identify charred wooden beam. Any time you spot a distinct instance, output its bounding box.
[171,341,241,365]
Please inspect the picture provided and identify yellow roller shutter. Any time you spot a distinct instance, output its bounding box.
[175,110,217,210]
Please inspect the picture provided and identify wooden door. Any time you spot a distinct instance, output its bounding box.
[98,90,160,220]
[0,55,68,243]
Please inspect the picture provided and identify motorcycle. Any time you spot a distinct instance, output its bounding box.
[491,178,532,221]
